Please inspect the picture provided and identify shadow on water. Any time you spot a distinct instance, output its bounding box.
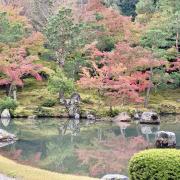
[0,114,179,177]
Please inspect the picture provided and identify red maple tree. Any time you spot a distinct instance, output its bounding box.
[78,43,163,107]
[0,47,42,100]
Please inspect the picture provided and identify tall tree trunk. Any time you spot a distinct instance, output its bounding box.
[144,66,153,108]
[5,85,9,96]
[176,31,179,52]
[59,90,65,104]
[8,84,17,101]
[56,51,65,68]
[12,86,17,101]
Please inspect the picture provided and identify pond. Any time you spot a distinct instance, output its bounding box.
[0,115,179,178]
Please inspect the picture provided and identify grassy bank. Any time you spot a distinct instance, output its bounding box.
[0,79,180,118]
[0,155,97,180]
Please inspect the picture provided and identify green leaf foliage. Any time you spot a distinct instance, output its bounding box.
[0,97,17,113]
[0,12,25,43]
[48,69,75,95]
[41,98,56,107]
[44,7,86,66]
[129,149,180,180]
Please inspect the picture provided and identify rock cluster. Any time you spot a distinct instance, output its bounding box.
[0,129,17,142]
[140,112,160,124]
[155,131,176,148]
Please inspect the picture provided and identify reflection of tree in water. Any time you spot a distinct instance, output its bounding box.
[1,118,11,127]
[76,136,149,177]
[59,119,80,143]
[139,124,160,142]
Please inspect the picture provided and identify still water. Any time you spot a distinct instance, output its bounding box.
[0,115,179,178]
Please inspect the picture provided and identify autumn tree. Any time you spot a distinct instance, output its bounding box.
[0,5,44,100]
[78,43,163,109]
[0,48,42,100]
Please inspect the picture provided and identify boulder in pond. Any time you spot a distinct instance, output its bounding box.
[64,93,81,119]
[140,112,160,124]
[0,129,18,142]
[28,115,37,120]
[155,131,176,148]
[101,174,129,180]
[1,109,11,119]
[86,113,96,121]
[114,112,131,122]
[74,113,80,120]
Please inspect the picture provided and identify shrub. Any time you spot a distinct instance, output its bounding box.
[0,97,17,113]
[82,97,94,104]
[128,149,180,180]
[95,13,104,21]
[170,72,180,88]
[41,99,56,107]
[106,108,119,117]
[96,35,116,52]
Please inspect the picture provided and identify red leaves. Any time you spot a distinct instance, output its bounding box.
[0,47,42,87]
[78,43,162,105]
[76,136,149,176]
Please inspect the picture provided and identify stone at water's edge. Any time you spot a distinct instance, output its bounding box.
[0,129,18,142]
[86,113,96,121]
[1,109,11,119]
[155,131,176,148]
[101,174,129,180]
[114,112,131,122]
[28,115,37,120]
[64,93,81,119]
[140,112,160,124]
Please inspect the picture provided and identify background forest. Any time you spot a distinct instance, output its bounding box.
[0,0,179,118]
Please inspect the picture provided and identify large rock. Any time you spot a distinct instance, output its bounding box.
[86,112,96,121]
[101,174,128,180]
[140,112,160,124]
[1,109,11,119]
[133,111,142,120]
[155,131,176,148]
[64,93,81,119]
[0,129,17,142]
[114,112,131,122]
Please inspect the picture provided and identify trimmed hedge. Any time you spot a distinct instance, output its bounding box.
[128,149,180,180]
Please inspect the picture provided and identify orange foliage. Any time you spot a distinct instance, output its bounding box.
[0,4,31,28]
[78,43,163,105]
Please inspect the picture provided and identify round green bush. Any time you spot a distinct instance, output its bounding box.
[0,97,17,113]
[128,149,180,180]
[41,99,56,107]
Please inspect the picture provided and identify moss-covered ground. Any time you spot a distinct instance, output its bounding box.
[0,78,179,118]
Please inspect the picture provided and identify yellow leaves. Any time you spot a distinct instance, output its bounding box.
[0,4,31,28]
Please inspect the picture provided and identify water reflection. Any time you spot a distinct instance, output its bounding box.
[139,124,160,142]
[0,115,179,177]
[1,118,11,127]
